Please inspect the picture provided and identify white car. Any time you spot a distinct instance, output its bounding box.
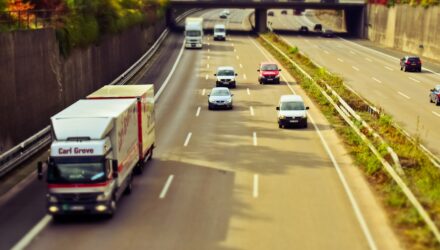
[208,87,233,110]
[214,66,237,88]
[213,24,226,41]
[219,11,228,19]
[276,95,309,128]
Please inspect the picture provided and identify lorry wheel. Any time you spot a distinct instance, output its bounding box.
[124,174,133,195]
[148,148,153,160]
[107,197,117,218]
[135,163,144,175]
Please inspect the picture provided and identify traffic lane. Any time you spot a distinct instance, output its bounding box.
[277,33,440,155]
[238,35,400,250]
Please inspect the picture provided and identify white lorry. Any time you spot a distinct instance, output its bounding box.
[185,17,204,49]
[38,85,155,217]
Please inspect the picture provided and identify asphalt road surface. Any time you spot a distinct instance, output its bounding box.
[1,9,402,250]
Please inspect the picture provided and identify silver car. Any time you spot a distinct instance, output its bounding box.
[208,87,233,110]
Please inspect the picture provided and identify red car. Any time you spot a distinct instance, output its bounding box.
[258,62,281,84]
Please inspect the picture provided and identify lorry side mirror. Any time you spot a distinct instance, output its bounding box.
[37,161,44,180]
[214,74,217,76]
[257,69,260,72]
[112,160,119,178]
[235,73,238,76]
[306,106,310,110]
[279,69,282,71]
[276,107,280,110]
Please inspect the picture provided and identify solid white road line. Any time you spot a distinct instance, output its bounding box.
[202,88,206,96]
[308,114,378,250]
[250,106,255,116]
[260,31,377,248]
[155,39,186,101]
[11,215,52,250]
[385,66,394,71]
[365,57,373,62]
[247,88,251,95]
[372,77,382,83]
[398,91,411,99]
[337,58,344,63]
[196,107,201,117]
[159,175,174,199]
[432,111,440,118]
[409,77,421,83]
[253,174,259,198]
[184,132,192,147]
[253,132,257,146]
[352,66,360,71]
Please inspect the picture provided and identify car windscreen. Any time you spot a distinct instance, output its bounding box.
[280,101,305,111]
[186,30,201,37]
[217,70,234,76]
[211,89,230,96]
[215,28,225,33]
[408,58,420,62]
[48,158,106,184]
[261,64,278,71]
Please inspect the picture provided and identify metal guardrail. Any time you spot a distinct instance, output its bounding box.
[259,34,440,244]
[0,127,51,178]
[0,9,199,178]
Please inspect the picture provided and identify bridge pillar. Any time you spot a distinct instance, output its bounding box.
[255,9,268,33]
[166,7,176,28]
[345,6,367,38]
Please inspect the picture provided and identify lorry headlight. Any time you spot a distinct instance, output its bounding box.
[95,205,107,212]
[49,206,59,213]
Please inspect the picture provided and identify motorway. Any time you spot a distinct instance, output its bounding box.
[0,9,402,250]
[269,9,440,158]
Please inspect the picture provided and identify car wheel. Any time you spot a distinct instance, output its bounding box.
[436,97,440,106]
[430,96,434,103]
[400,66,402,71]
[303,121,308,128]
[278,124,282,129]
[404,66,407,72]
[419,67,422,72]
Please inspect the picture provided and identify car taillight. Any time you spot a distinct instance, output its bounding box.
[405,61,410,65]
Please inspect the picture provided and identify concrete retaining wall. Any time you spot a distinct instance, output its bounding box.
[367,4,440,60]
[0,19,165,153]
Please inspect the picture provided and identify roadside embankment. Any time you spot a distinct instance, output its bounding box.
[0,19,165,154]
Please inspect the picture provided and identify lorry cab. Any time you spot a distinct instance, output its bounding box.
[213,24,226,41]
[42,99,140,217]
[185,17,204,49]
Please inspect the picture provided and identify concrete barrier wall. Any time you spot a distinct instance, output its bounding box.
[368,4,440,60]
[0,19,165,153]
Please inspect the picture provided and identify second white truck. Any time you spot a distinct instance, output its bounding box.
[185,17,204,49]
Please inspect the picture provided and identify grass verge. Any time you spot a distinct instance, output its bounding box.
[257,32,440,250]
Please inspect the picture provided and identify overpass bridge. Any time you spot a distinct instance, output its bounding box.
[167,0,367,37]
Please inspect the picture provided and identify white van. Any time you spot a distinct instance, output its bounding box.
[213,24,226,41]
[276,95,309,128]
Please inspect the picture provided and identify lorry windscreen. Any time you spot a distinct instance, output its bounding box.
[215,28,225,33]
[186,30,201,37]
[48,157,107,184]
